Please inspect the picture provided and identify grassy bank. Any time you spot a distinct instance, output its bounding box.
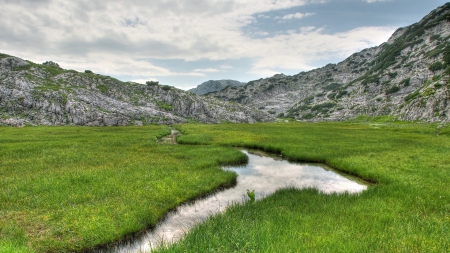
[0,126,247,252]
[153,121,450,252]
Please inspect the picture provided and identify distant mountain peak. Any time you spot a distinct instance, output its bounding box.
[188,79,246,95]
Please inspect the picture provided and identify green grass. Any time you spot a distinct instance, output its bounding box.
[385,85,400,94]
[96,85,108,93]
[0,53,12,59]
[322,83,341,91]
[153,121,450,252]
[2,121,450,252]
[156,101,173,111]
[33,83,63,91]
[0,126,246,252]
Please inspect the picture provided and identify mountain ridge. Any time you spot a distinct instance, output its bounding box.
[0,57,272,126]
[207,3,450,123]
[188,79,246,95]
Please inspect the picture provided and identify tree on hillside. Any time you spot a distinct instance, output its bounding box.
[146,80,159,86]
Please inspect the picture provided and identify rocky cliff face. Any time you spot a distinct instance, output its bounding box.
[188,80,246,95]
[207,3,450,123]
[0,57,272,126]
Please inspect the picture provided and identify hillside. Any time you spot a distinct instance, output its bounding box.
[0,59,272,126]
[207,3,450,123]
[188,80,246,95]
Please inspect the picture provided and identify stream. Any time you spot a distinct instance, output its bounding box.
[95,149,367,253]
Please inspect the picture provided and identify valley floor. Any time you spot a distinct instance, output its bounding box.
[1,119,450,252]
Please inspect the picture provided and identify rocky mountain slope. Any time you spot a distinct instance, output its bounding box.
[0,58,272,126]
[188,79,246,95]
[207,3,450,123]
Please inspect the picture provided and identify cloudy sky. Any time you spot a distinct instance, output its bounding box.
[0,0,447,90]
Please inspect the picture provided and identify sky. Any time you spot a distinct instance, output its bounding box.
[0,0,447,90]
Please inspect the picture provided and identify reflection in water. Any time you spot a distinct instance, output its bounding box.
[100,150,367,253]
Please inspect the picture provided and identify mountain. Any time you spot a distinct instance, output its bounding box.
[2,4,449,126]
[207,3,450,123]
[188,80,246,95]
[0,58,272,126]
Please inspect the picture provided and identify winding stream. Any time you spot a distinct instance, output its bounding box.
[96,150,367,253]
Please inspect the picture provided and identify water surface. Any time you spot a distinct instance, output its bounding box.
[100,150,367,252]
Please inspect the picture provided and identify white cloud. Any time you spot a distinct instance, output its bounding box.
[300,26,317,33]
[281,12,315,20]
[194,68,219,73]
[0,0,395,84]
[246,26,395,74]
[0,0,314,77]
[24,53,205,78]
[248,68,281,76]
[130,79,153,85]
[251,31,270,36]
[364,0,392,2]
[221,65,233,69]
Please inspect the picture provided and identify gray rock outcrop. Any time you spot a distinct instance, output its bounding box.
[188,80,246,95]
[0,55,272,126]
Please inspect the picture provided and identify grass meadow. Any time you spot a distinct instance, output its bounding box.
[154,120,450,252]
[1,119,450,252]
[0,126,246,252]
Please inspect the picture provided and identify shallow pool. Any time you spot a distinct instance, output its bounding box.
[96,150,367,252]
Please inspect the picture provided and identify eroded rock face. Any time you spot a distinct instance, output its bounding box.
[0,55,273,126]
[207,3,450,123]
[188,80,246,95]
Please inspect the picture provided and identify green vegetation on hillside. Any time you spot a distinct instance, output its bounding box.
[156,101,173,111]
[0,53,12,59]
[385,85,400,94]
[96,85,109,93]
[346,4,450,89]
[429,61,445,72]
[322,82,341,91]
[370,4,450,74]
